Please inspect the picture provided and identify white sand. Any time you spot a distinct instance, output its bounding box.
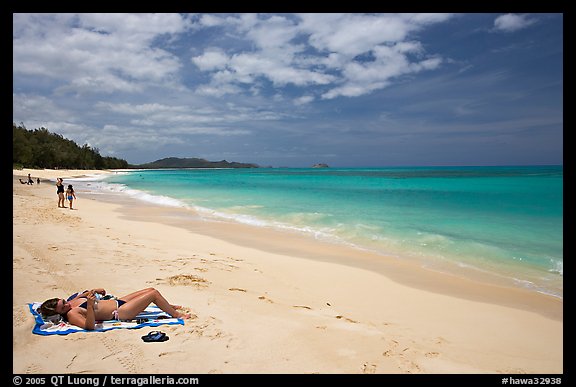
[13,168,562,374]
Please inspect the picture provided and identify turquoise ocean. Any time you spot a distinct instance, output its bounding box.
[71,166,563,298]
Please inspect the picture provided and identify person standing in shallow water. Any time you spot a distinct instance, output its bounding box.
[65,184,76,209]
[56,178,65,208]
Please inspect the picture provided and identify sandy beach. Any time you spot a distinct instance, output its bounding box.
[13,168,562,374]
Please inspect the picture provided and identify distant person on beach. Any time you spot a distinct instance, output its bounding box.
[38,287,191,330]
[27,173,34,185]
[66,184,76,209]
[37,178,40,185]
[56,178,66,208]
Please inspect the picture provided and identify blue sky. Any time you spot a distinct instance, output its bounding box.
[13,13,563,167]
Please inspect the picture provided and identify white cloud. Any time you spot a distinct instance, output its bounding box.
[299,13,413,57]
[191,48,229,71]
[13,13,188,94]
[245,14,300,51]
[195,82,244,97]
[321,43,443,100]
[13,13,457,149]
[230,52,336,87]
[198,14,227,28]
[95,102,188,115]
[79,13,188,38]
[322,83,388,99]
[493,14,536,32]
[294,95,315,105]
[190,13,454,100]
[13,93,70,123]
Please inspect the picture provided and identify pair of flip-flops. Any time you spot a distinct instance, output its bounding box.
[141,331,169,342]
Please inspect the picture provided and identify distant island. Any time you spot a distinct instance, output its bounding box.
[312,163,329,168]
[132,157,259,169]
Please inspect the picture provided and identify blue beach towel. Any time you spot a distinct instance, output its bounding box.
[28,302,184,336]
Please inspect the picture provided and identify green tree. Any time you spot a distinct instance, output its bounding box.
[13,123,129,170]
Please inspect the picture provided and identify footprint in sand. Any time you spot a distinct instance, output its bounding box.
[258,295,274,303]
[24,364,44,374]
[158,351,185,357]
[382,339,399,357]
[292,305,312,310]
[158,274,210,289]
[434,336,449,345]
[335,315,358,323]
[361,363,377,374]
[13,306,30,327]
[228,287,247,292]
[498,368,527,374]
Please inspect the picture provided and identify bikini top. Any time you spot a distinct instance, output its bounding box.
[78,298,88,309]
[77,296,119,309]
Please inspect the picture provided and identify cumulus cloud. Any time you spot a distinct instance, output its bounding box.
[13,13,188,94]
[493,14,536,32]
[14,13,455,104]
[191,48,229,71]
[190,13,454,101]
[12,13,455,159]
[294,95,315,105]
[13,93,70,123]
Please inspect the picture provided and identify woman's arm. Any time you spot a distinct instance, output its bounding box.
[91,288,106,296]
[68,292,97,330]
[68,290,88,300]
[83,295,96,330]
[69,288,106,301]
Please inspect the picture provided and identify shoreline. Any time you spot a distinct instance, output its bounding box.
[70,168,562,318]
[105,190,563,320]
[13,168,563,374]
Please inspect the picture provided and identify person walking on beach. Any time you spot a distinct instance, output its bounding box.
[56,178,66,208]
[27,173,34,185]
[65,184,76,209]
[38,287,191,330]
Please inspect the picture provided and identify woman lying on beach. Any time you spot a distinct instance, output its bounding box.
[38,287,191,330]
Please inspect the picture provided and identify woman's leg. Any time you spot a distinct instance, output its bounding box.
[117,288,189,320]
[118,287,156,302]
[119,288,182,309]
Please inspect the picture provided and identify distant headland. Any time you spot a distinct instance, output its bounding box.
[133,157,259,169]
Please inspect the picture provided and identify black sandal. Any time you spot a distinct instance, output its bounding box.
[141,331,169,342]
